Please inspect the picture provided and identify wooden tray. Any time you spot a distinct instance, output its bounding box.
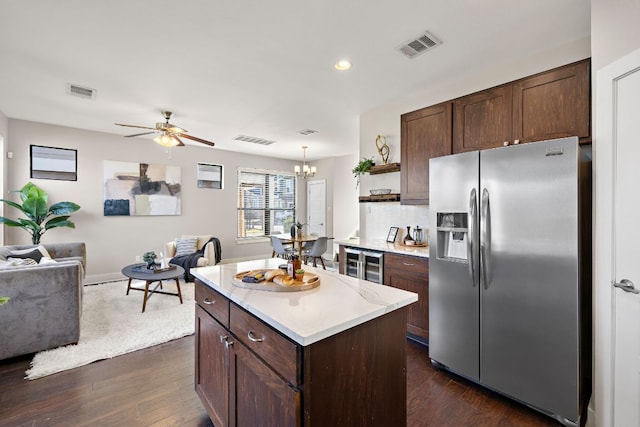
[398,242,428,248]
[232,270,320,292]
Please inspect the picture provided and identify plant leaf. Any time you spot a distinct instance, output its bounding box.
[22,197,48,223]
[0,217,23,227]
[49,201,81,215]
[44,216,75,230]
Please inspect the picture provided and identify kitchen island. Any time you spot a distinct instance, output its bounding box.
[192,258,417,427]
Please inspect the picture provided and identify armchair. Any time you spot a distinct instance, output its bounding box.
[165,234,219,267]
[0,242,86,360]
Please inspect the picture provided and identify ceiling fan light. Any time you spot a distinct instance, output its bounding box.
[154,133,179,147]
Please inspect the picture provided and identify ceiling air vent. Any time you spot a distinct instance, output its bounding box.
[297,129,318,136]
[397,31,442,59]
[233,134,276,146]
[66,83,97,100]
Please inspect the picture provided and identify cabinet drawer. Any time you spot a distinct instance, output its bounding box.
[195,280,230,328]
[385,253,429,276]
[230,303,299,385]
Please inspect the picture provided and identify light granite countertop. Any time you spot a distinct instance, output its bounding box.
[192,258,418,346]
[336,237,430,258]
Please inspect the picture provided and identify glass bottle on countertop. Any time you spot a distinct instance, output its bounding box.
[414,226,423,244]
[287,255,301,277]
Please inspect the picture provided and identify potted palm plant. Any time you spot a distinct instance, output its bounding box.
[0,182,81,244]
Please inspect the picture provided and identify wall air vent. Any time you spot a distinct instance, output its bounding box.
[397,31,442,59]
[297,129,318,136]
[233,135,276,146]
[66,83,97,100]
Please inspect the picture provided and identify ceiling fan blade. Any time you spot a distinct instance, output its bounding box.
[167,124,186,133]
[173,136,186,147]
[115,123,157,130]
[125,131,156,138]
[179,133,215,147]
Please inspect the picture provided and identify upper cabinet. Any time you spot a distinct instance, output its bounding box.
[452,59,591,153]
[400,58,591,204]
[453,85,513,153]
[400,102,452,205]
[512,59,590,144]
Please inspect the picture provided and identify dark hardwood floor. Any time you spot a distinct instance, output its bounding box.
[0,336,558,426]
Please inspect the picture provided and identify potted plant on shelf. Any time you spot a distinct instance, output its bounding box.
[0,182,80,244]
[352,158,374,188]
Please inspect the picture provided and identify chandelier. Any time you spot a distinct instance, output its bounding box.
[295,145,316,178]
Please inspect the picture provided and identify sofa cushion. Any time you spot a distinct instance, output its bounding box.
[175,238,198,256]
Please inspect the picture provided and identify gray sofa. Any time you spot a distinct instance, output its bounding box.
[0,242,86,360]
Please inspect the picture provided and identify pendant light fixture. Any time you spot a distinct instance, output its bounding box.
[294,145,316,178]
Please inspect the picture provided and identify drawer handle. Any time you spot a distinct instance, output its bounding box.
[247,330,265,343]
[403,262,416,266]
[203,298,215,305]
[219,335,228,343]
[225,340,234,349]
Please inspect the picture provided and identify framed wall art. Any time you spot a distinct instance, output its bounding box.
[387,226,399,243]
[197,163,223,189]
[30,145,77,181]
[103,160,181,216]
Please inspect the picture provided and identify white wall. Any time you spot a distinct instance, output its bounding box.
[0,110,7,245]
[356,37,591,240]
[5,119,309,284]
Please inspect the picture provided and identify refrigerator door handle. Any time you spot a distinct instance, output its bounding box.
[468,188,477,287]
[481,188,492,289]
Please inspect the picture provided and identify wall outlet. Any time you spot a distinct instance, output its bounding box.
[135,255,141,262]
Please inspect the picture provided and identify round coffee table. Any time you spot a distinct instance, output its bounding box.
[121,263,185,313]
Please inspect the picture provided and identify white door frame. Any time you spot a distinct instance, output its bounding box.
[594,47,640,427]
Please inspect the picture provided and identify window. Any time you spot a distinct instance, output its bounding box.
[237,168,296,240]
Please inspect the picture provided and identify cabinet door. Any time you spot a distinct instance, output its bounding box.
[195,305,229,427]
[452,85,513,153]
[401,102,452,205]
[384,254,429,341]
[230,340,300,427]
[512,59,591,144]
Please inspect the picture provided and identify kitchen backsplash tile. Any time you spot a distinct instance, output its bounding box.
[361,203,429,242]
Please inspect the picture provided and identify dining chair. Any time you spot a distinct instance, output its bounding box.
[302,237,328,269]
[270,236,294,259]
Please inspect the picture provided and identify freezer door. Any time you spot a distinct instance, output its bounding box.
[429,151,480,381]
[479,137,580,421]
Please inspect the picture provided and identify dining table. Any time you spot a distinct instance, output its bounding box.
[273,234,319,259]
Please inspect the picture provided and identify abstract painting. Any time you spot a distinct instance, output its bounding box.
[103,160,181,216]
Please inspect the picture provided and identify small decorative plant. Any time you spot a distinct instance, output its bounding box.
[0,182,80,244]
[352,158,375,188]
[143,251,157,269]
[294,221,306,238]
[294,268,305,280]
[0,297,9,307]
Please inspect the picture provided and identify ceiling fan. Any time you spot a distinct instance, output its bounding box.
[115,111,215,148]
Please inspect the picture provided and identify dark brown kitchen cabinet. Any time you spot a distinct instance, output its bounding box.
[453,85,513,153]
[195,305,229,427]
[400,102,452,205]
[231,337,300,427]
[512,59,591,144]
[384,253,429,343]
[195,279,408,426]
[452,59,591,153]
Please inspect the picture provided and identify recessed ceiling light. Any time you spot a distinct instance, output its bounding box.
[334,59,352,71]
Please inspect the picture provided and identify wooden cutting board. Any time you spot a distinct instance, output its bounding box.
[232,269,320,292]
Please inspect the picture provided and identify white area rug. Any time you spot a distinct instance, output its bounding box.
[25,279,194,380]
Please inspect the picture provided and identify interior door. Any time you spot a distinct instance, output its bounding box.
[612,55,640,427]
[307,179,326,236]
[595,47,640,427]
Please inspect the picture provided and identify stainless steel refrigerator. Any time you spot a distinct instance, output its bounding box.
[428,137,591,426]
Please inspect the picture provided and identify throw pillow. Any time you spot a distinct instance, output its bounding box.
[9,246,50,263]
[174,238,198,257]
[5,257,38,266]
